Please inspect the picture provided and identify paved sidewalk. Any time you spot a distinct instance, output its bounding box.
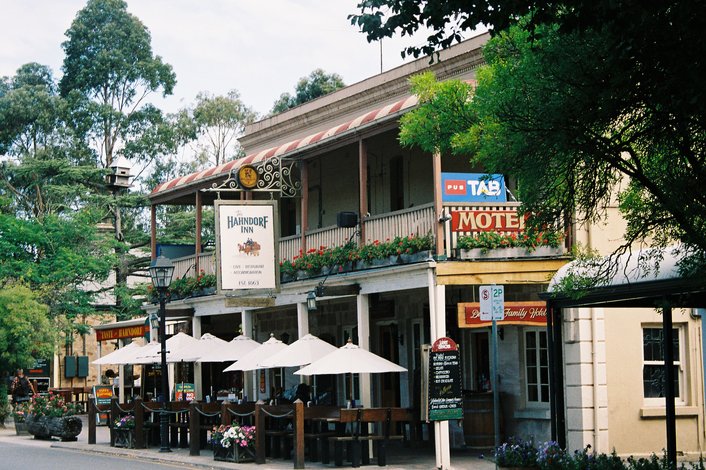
[1,417,496,470]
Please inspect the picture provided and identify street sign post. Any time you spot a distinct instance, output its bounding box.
[480,284,504,451]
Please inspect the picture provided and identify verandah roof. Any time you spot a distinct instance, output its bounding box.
[149,94,420,200]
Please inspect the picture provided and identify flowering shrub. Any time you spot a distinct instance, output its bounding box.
[210,423,256,448]
[494,437,538,467]
[392,233,433,255]
[457,230,563,251]
[114,414,135,429]
[28,392,82,418]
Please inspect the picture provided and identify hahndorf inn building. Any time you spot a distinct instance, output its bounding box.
[88,32,706,464]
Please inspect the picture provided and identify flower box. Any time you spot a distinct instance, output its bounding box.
[213,443,255,463]
[400,250,433,264]
[113,428,135,448]
[457,246,563,260]
[14,421,29,436]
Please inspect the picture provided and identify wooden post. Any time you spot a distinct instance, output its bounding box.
[88,397,96,444]
[300,161,309,254]
[195,191,202,273]
[134,397,145,449]
[294,400,305,469]
[189,401,200,456]
[255,402,266,464]
[110,397,118,447]
[359,139,368,243]
[222,401,232,426]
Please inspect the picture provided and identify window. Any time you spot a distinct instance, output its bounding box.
[642,327,683,403]
[525,329,549,403]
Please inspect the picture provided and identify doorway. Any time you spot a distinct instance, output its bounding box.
[379,324,401,407]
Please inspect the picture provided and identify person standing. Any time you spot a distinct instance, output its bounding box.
[10,369,35,404]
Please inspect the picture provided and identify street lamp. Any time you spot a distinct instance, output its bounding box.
[149,255,174,453]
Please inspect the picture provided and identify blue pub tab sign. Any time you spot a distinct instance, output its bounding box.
[441,173,507,203]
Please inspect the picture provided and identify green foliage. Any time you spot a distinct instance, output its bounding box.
[399,72,476,155]
[0,384,8,426]
[188,90,258,166]
[494,438,705,469]
[457,230,563,251]
[28,392,82,418]
[271,69,345,114]
[0,284,55,378]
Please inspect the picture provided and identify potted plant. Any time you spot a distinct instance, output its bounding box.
[12,402,29,435]
[192,270,217,296]
[210,423,256,462]
[394,233,434,263]
[112,414,136,448]
[26,392,83,441]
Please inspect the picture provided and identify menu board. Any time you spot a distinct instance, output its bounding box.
[428,337,463,421]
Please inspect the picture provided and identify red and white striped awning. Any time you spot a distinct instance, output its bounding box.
[150,94,420,198]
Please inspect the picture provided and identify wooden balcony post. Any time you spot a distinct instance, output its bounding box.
[359,139,368,244]
[195,191,202,273]
[150,204,157,259]
[301,161,309,254]
[433,151,443,256]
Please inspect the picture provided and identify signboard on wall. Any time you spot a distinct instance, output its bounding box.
[451,209,526,233]
[96,324,149,342]
[458,301,547,328]
[428,337,463,421]
[441,173,507,203]
[215,200,279,293]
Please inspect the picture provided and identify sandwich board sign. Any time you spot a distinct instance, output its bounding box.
[428,337,463,421]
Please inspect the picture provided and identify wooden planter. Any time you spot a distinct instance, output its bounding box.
[213,443,255,463]
[113,428,135,448]
[26,415,82,441]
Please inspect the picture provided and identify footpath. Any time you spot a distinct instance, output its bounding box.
[0,416,496,470]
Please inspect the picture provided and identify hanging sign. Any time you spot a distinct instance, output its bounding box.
[428,337,463,421]
[215,200,279,293]
[458,301,547,328]
[175,383,195,401]
[451,209,526,233]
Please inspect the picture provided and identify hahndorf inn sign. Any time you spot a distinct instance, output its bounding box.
[215,201,279,306]
[457,301,547,328]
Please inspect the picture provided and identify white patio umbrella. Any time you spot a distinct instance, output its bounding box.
[170,333,228,362]
[132,332,201,364]
[197,335,261,363]
[295,340,407,376]
[223,334,287,372]
[258,333,337,368]
[92,342,144,365]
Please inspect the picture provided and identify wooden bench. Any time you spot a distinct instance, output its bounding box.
[329,407,412,467]
[303,405,340,462]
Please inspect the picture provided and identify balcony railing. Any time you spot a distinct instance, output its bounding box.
[168,202,561,280]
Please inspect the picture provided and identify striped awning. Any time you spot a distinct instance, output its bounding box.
[150,94,420,198]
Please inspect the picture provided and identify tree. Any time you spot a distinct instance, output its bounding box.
[0,284,56,378]
[59,0,178,318]
[271,69,345,114]
[356,1,706,276]
[181,90,257,167]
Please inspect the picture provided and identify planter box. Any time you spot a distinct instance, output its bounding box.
[400,250,433,264]
[14,421,29,436]
[457,246,563,260]
[26,415,82,441]
[113,428,135,448]
[213,444,255,463]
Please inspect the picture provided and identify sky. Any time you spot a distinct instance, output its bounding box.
[0,0,462,116]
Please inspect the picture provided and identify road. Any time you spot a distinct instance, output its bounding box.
[0,439,186,469]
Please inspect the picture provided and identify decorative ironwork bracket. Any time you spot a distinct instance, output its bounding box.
[203,156,300,198]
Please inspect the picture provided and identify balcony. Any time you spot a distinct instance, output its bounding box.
[169,201,565,281]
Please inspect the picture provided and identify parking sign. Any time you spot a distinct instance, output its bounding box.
[479,285,505,321]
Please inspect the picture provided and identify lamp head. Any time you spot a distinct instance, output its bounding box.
[149,256,175,290]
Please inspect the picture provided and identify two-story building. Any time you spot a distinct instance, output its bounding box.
[144,33,706,460]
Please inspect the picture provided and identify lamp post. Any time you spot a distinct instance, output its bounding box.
[149,255,174,453]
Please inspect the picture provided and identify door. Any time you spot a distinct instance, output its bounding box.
[379,324,401,407]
